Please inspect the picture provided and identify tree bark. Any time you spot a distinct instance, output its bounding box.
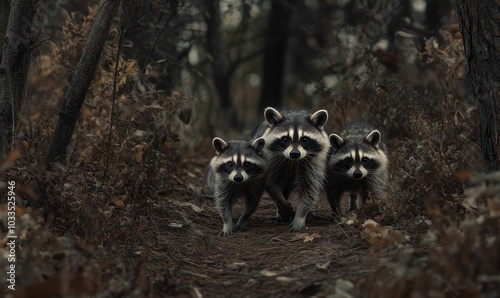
[456,0,500,172]
[0,0,36,154]
[259,0,292,111]
[45,0,119,167]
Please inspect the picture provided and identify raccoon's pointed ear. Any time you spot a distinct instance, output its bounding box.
[264,107,284,126]
[329,134,344,150]
[365,130,381,148]
[212,137,229,155]
[310,110,328,128]
[250,137,266,156]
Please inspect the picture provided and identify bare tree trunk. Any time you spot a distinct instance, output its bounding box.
[0,0,36,154]
[205,0,231,111]
[426,0,451,33]
[204,0,243,128]
[456,0,500,172]
[45,0,119,168]
[259,0,292,111]
[0,0,10,59]
[387,0,411,50]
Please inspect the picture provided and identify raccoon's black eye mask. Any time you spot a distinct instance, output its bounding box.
[218,162,234,174]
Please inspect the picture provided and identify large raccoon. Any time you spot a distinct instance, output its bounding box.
[253,107,330,231]
[326,124,389,215]
[207,137,267,236]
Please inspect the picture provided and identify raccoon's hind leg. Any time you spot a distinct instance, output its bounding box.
[347,193,358,213]
[326,188,344,216]
[266,185,294,222]
[234,191,262,232]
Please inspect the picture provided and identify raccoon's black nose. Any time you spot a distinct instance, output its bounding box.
[234,174,244,183]
[353,170,363,179]
[290,150,301,159]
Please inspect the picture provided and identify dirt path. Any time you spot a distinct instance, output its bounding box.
[147,158,386,297]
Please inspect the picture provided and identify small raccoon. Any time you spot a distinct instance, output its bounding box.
[207,137,267,236]
[253,107,330,231]
[326,124,389,215]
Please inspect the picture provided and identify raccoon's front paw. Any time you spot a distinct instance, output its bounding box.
[288,216,307,231]
[287,222,307,232]
[219,221,234,237]
[219,229,234,237]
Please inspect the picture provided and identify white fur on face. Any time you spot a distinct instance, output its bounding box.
[224,153,251,183]
[279,128,306,160]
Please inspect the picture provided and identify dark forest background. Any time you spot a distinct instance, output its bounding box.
[1,0,499,297]
[0,0,466,151]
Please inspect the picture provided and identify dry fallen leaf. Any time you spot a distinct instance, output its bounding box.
[134,142,148,163]
[193,287,203,298]
[363,219,404,253]
[276,276,298,282]
[341,213,358,225]
[227,262,248,270]
[260,270,278,277]
[0,147,21,172]
[488,198,500,217]
[291,233,309,242]
[303,232,321,243]
[362,219,379,228]
[316,261,331,270]
[335,279,355,297]
[114,199,125,208]
[168,200,203,213]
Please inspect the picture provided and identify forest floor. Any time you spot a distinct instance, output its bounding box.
[6,144,479,297]
[140,156,409,297]
[6,165,394,297]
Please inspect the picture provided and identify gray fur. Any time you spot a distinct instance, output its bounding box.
[253,107,330,231]
[207,137,267,236]
[326,123,389,215]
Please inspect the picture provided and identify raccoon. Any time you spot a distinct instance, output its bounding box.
[207,137,267,236]
[326,124,389,215]
[253,107,330,231]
